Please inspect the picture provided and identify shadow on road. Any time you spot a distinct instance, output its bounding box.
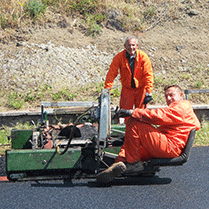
[31,176,172,188]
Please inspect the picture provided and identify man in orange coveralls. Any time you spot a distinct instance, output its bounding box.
[97,85,201,183]
[104,36,153,110]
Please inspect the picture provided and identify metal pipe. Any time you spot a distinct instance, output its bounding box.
[41,105,44,125]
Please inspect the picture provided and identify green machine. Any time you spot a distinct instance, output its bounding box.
[6,89,196,182]
[6,89,125,181]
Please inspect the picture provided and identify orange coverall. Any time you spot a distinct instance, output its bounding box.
[115,100,201,163]
[104,49,153,109]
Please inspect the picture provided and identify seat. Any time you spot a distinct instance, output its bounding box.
[148,129,196,166]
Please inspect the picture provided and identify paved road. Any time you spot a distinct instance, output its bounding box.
[0,146,209,209]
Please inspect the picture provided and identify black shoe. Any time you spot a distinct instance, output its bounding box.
[124,161,144,174]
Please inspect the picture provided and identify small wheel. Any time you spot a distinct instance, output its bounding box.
[7,172,18,182]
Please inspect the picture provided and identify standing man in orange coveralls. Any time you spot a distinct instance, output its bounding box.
[104,36,154,111]
[97,85,201,183]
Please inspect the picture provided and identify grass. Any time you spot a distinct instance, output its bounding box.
[0,122,35,154]
[0,84,79,111]
[0,128,10,145]
[0,122,34,145]
[152,64,209,105]
[0,62,208,111]
[0,0,190,39]
[195,119,209,146]
[0,66,209,110]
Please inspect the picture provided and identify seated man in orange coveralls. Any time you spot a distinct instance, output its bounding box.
[104,36,154,112]
[96,85,201,183]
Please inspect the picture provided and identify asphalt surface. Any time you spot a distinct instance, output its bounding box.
[0,146,209,209]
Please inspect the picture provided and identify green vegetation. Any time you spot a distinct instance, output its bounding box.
[7,92,24,109]
[24,0,47,19]
[1,1,208,107]
[0,84,78,110]
[0,0,188,38]
[0,122,35,154]
[52,89,76,101]
[195,119,209,146]
[0,127,10,145]
[0,122,34,145]
[111,88,120,97]
[153,65,209,105]
[95,81,105,95]
[0,63,209,110]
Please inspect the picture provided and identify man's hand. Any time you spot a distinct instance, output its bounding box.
[143,95,153,105]
[115,109,133,118]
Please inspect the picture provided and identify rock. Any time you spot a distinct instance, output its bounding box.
[16,42,26,47]
[187,10,199,16]
[0,42,114,92]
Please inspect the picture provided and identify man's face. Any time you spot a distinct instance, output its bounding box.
[124,38,138,56]
[165,87,183,106]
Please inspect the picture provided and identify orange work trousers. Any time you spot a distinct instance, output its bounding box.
[120,87,146,109]
[120,87,146,123]
[115,118,181,163]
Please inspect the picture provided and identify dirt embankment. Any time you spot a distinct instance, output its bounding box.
[0,1,209,109]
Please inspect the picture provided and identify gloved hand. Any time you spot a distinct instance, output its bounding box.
[115,109,133,118]
[143,95,153,105]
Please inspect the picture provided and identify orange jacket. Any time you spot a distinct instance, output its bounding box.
[104,49,153,93]
[132,100,201,150]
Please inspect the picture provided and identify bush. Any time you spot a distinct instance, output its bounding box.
[24,0,47,19]
[7,92,24,109]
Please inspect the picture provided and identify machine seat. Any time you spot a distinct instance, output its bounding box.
[148,129,196,167]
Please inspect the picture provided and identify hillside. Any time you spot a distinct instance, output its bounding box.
[0,0,209,111]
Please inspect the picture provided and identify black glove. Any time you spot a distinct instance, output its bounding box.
[115,109,133,118]
[143,95,153,105]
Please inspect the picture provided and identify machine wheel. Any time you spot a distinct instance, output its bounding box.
[7,172,24,182]
[7,175,16,182]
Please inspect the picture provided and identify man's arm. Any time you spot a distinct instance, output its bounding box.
[104,53,121,89]
[132,102,185,126]
[140,51,153,94]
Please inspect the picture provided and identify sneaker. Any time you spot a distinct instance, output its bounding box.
[124,161,144,174]
[96,161,126,183]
